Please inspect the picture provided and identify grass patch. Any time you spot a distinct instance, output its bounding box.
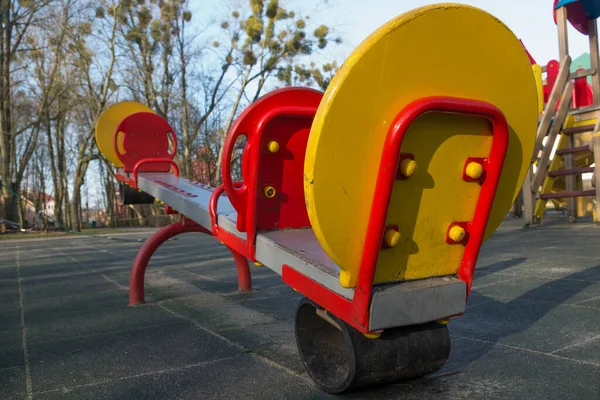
[0,231,69,241]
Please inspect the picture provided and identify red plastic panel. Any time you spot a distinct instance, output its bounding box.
[114,112,177,173]
[220,87,323,259]
[573,68,594,108]
[255,114,312,231]
[553,0,590,35]
[543,59,560,104]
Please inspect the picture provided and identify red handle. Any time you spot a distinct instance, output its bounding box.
[167,130,177,157]
[132,158,179,187]
[209,182,243,233]
[221,129,248,212]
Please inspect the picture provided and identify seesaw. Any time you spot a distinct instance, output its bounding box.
[95,3,538,393]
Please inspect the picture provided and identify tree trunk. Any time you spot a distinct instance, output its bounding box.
[70,180,82,232]
[70,156,91,232]
[0,1,17,223]
[128,204,145,226]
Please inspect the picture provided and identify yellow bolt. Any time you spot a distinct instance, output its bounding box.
[465,161,483,180]
[437,318,450,325]
[399,159,417,178]
[339,270,352,288]
[254,261,263,267]
[364,332,381,339]
[268,141,280,153]
[264,186,276,198]
[448,225,466,243]
[383,229,400,248]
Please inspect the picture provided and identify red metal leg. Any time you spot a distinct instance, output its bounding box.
[230,248,252,292]
[129,217,252,305]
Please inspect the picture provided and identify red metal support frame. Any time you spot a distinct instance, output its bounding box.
[221,106,318,260]
[129,217,252,305]
[283,96,509,334]
[209,183,250,258]
[132,159,179,187]
[220,87,322,261]
[242,106,317,259]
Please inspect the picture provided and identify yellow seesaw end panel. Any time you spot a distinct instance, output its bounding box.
[95,101,155,167]
[304,3,539,287]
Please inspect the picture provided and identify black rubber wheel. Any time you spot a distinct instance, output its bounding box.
[294,297,451,393]
[120,182,155,205]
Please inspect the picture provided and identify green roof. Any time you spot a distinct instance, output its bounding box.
[571,52,592,83]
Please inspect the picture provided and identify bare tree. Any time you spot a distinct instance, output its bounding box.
[213,0,342,183]
[0,0,56,224]
[64,1,120,231]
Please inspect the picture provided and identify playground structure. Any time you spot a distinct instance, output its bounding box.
[522,0,600,224]
[95,4,539,394]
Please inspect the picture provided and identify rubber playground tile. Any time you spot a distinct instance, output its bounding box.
[243,272,288,290]
[160,295,275,332]
[472,275,600,305]
[0,304,21,333]
[0,329,24,369]
[472,257,528,278]
[185,272,250,295]
[552,336,600,366]
[20,278,120,302]
[463,292,495,309]
[575,297,600,310]
[0,278,19,308]
[224,282,300,303]
[253,343,307,376]
[33,353,328,400]
[23,288,129,318]
[16,261,97,279]
[25,303,181,344]
[28,320,244,393]
[0,265,17,280]
[19,268,121,287]
[236,295,300,322]
[449,298,600,354]
[218,320,296,350]
[469,273,522,292]
[174,268,288,296]
[0,366,26,400]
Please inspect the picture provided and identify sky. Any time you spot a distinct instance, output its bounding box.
[189,0,594,67]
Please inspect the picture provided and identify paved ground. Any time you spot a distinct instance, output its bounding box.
[1,215,600,399]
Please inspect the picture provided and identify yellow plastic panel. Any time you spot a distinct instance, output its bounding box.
[304,4,539,287]
[532,64,545,114]
[374,113,492,283]
[95,101,155,167]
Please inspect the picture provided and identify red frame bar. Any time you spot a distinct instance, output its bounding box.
[283,96,509,333]
[130,217,251,305]
[132,158,179,188]
[221,106,317,260]
[209,182,250,258]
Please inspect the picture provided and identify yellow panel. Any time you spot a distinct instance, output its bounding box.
[532,64,545,115]
[95,101,155,167]
[304,4,539,287]
[375,113,491,282]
